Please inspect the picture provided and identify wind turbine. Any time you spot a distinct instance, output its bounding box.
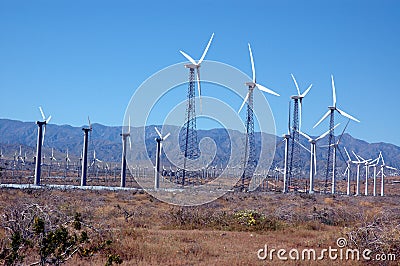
[238,43,280,190]
[64,149,71,178]
[48,148,57,177]
[378,152,397,196]
[370,155,381,196]
[314,76,359,193]
[322,119,350,194]
[299,123,340,194]
[180,33,214,112]
[81,117,92,186]
[290,74,312,131]
[352,151,370,196]
[179,33,214,185]
[277,102,292,193]
[120,116,132,187]
[364,156,379,196]
[34,107,52,186]
[342,147,352,195]
[154,127,170,190]
[287,75,312,187]
[90,149,102,180]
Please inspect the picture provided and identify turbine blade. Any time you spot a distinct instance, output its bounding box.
[331,75,336,107]
[163,132,171,140]
[196,69,202,113]
[46,115,52,124]
[154,127,162,138]
[128,137,132,150]
[198,32,214,64]
[386,166,397,170]
[88,116,92,129]
[313,110,331,128]
[299,130,312,142]
[42,126,46,146]
[256,83,280,96]
[295,139,311,153]
[336,108,360,123]
[39,106,46,121]
[352,151,361,162]
[301,84,312,98]
[248,43,256,83]
[238,92,249,113]
[336,118,350,145]
[179,50,197,65]
[291,74,301,96]
[344,147,351,161]
[316,123,340,141]
[337,147,346,163]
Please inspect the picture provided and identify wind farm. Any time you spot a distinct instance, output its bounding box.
[1,1,400,265]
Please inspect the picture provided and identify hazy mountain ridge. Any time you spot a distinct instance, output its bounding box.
[0,119,399,170]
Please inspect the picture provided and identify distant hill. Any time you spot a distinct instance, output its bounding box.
[0,119,399,173]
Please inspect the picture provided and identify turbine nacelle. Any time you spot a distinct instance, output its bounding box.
[184,64,200,69]
[245,82,256,89]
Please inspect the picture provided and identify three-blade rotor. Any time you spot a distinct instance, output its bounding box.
[180,33,215,112]
[238,43,280,113]
[314,75,360,128]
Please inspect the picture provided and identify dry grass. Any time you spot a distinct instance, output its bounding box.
[0,188,399,265]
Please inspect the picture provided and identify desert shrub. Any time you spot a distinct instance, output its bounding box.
[232,210,283,231]
[163,207,283,232]
[313,207,361,227]
[347,210,400,259]
[0,203,122,266]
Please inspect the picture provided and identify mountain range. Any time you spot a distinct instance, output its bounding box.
[0,118,399,173]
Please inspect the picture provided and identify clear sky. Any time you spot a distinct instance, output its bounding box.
[0,0,399,146]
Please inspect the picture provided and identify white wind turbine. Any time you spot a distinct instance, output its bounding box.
[352,151,370,196]
[322,119,350,194]
[154,127,170,190]
[239,43,280,190]
[48,147,57,177]
[276,102,291,193]
[290,74,312,130]
[180,33,214,111]
[365,157,378,196]
[370,155,381,196]
[314,75,360,128]
[378,152,397,196]
[238,43,280,113]
[343,147,353,195]
[34,107,52,185]
[299,123,340,194]
[313,76,360,194]
[64,148,71,178]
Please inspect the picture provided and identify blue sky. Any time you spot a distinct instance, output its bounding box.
[0,0,399,146]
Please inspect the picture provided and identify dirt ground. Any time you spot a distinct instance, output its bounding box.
[0,187,399,265]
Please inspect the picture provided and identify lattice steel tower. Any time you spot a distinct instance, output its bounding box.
[238,43,280,190]
[241,85,256,190]
[178,33,214,186]
[180,67,199,185]
[324,109,336,193]
[288,98,300,189]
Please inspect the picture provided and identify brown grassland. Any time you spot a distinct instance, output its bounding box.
[0,182,399,265]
